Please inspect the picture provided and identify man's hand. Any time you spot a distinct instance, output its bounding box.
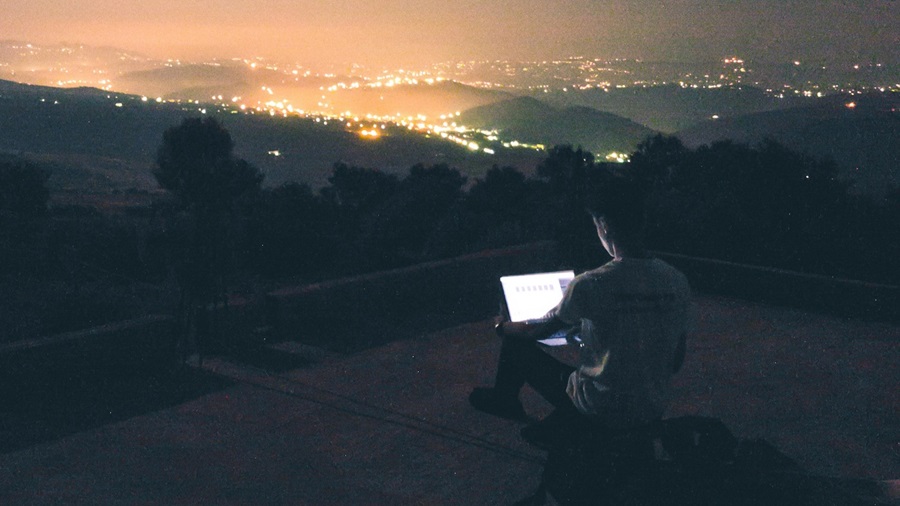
[496,316,568,342]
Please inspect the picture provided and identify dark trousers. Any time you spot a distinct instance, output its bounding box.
[494,337,576,411]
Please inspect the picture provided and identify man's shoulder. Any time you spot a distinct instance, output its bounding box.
[578,257,682,276]
[646,258,691,291]
[576,258,689,291]
[569,262,616,288]
[649,257,689,279]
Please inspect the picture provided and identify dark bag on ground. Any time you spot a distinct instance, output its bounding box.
[540,416,871,506]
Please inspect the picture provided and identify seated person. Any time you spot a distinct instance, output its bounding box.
[469,175,691,440]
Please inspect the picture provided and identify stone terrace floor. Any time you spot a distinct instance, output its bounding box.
[0,294,897,504]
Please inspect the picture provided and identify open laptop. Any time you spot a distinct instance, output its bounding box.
[499,270,578,346]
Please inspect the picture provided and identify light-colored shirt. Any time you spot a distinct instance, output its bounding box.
[555,257,691,427]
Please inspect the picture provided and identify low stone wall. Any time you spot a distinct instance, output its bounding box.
[265,241,560,351]
[3,243,895,375]
[655,251,898,323]
[264,245,897,352]
[0,314,176,378]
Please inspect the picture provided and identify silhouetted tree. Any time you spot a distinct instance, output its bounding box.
[634,136,859,276]
[464,165,539,249]
[154,117,263,359]
[883,188,900,283]
[752,139,849,271]
[535,145,601,268]
[467,166,528,216]
[359,163,466,268]
[321,163,400,216]
[0,157,49,242]
[320,163,400,270]
[537,145,594,191]
[155,118,262,212]
[0,157,50,278]
[630,133,688,186]
[246,182,338,278]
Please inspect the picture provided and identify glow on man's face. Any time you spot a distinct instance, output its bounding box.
[593,216,614,257]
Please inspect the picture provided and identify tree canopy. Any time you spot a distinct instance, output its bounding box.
[155,117,263,211]
[0,157,49,241]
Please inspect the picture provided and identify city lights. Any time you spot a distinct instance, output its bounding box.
[2,42,895,164]
[605,152,629,163]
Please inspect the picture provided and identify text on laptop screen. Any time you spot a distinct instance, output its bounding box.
[500,270,575,322]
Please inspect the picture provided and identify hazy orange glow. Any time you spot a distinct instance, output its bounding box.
[3,0,897,66]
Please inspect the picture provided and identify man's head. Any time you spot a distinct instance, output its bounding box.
[584,174,648,257]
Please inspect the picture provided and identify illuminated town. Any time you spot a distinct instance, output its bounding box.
[1,42,896,163]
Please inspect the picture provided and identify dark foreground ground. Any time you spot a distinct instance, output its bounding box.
[0,294,897,504]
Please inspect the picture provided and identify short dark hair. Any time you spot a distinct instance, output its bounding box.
[583,173,647,239]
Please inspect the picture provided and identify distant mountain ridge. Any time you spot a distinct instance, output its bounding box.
[0,79,542,193]
[459,96,656,156]
[3,62,895,201]
[2,41,514,122]
[112,63,514,120]
[114,63,252,99]
[327,80,514,120]
[0,79,111,99]
[536,84,808,133]
[676,93,900,196]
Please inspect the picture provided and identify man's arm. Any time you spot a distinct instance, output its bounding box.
[496,316,569,342]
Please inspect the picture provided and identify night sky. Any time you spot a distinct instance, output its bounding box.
[4,0,898,66]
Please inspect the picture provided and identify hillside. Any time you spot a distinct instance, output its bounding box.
[114,64,513,121]
[535,84,808,133]
[676,93,900,196]
[459,97,656,156]
[0,79,113,100]
[0,79,542,194]
[325,80,514,120]
[114,63,255,99]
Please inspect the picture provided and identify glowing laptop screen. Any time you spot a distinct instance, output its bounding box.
[500,270,575,323]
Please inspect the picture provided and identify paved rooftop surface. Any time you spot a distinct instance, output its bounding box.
[0,294,897,504]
